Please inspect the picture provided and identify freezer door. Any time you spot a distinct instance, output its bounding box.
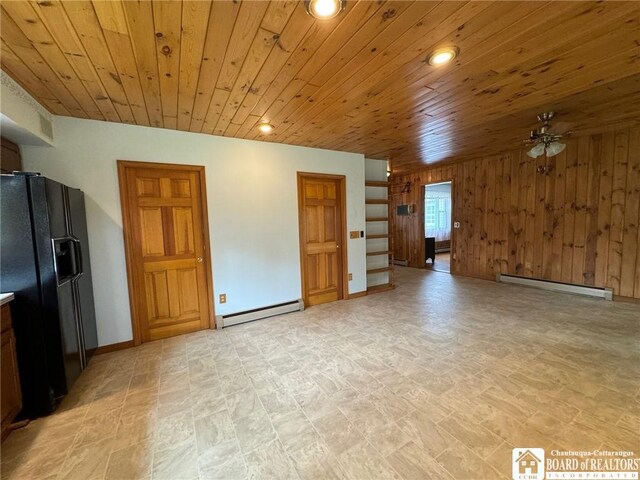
[66,187,98,361]
[0,175,57,416]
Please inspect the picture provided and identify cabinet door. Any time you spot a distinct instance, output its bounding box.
[1,306,22,441]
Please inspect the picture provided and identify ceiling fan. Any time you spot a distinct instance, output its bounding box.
[523,112,572,158]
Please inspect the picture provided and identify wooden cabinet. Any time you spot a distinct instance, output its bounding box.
[1,303,22,441]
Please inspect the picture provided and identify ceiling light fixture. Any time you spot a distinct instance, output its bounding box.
[304,0,345,19]
[257,122,273,134]
[427,47,459,66]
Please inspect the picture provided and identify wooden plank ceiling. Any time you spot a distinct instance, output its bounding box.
[1,1,639,171]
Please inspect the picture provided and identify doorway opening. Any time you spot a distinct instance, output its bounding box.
[424,181,452,274]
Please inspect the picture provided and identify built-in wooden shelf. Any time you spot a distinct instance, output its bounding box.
[366,283,395,294]
[364,162,394,295]
[366,250,392,256]
[367,266,393,274]
[365,181,390,187]
[366,234,391,239]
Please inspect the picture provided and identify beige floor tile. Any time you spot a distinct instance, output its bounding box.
[272,409,320,453]
[337,441,402,480]
[113,409,157,451]
[194,410,236,456]
[2,267,638,479]
[58,436,116,480]
[104,443,153,480]
[260,389,300,418]
[396,410,457,458]
[153,409,195,452]
[288,441,348,480]
[233,410,277,454]
[311,410,365,456]
[386,441,453,480]
[515,389,580,423]
[436,443,505,480]
[197,440,246,480]
[226,387,264,420]
[1,453,65,480]
[438,415,504,458]
[191,389,227,419]
[244,439,299,480]
[152,440,198,480]
[74,406,121,448]
[157,387,191,418]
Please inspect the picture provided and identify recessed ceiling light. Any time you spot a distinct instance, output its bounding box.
[427,47,459,66]
[258,122,273,134]
[305,0,345,19]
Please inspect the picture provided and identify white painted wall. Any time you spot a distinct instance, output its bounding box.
[21,116,366,346]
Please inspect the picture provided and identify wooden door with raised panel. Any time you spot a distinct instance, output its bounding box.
[298,173,346,307]
[118,161,214,343]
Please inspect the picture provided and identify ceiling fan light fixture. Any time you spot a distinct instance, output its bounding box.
[527,143,545,158]
[257,122,274,134]
[427,47,459,66]
[305,0,344,19]
[545,141,566,157]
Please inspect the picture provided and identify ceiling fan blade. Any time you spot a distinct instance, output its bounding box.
[548,121,573,135]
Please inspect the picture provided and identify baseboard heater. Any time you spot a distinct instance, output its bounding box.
[496,274,613,301]
[215,299,304,329]
[394,259,409,266]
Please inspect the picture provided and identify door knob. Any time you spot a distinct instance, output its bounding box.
[197,257,204,263]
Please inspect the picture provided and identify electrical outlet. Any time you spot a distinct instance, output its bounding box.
[348,273,353,281]
[350,231,359,239]
[219,294,226,304]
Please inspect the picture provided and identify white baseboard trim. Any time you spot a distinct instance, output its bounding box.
[216,299,304,329]
[496,274,613,301]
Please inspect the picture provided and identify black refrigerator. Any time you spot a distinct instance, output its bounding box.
[1,173,98,418]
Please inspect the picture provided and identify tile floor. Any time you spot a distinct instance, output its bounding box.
[425,252,451,273]
[1,267,639,480]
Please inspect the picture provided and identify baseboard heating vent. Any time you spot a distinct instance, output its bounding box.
[394,259,409,266]
[496,274,613,301]
[216,299,304,329]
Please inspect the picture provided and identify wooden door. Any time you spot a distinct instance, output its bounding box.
[118,161,214,343]
[298,173,346,307]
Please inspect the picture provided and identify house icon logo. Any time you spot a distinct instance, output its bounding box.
[512,448,544,480]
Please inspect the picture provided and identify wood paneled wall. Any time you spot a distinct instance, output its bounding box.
[391,127,640,299]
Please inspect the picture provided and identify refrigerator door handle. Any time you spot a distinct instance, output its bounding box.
[70,237,83,278]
